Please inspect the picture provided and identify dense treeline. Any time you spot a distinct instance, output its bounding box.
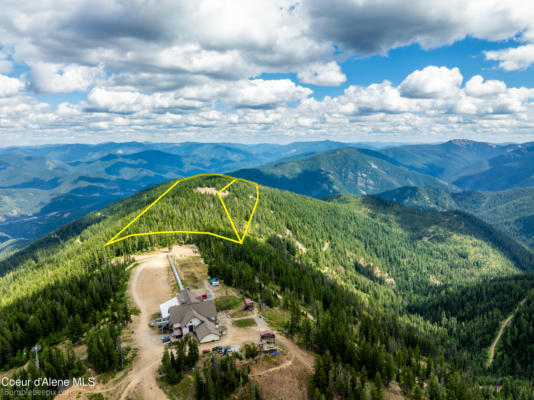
[491,292,534,377]
[0,344,86,400]
[452,210,534,272]
[161,336,199,384]
[192,354,256,400]
[87,323,128,373]
[408,275,534,368]
[0,259,129,369]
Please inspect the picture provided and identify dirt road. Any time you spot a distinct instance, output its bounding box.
[121,252,173,399]
[57,251,173,400]
[487,297,527,368]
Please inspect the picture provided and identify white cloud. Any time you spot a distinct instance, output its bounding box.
[228,79,312,108]
[400,66,462,98]
[484,44,534,71]
[337,81,417,114]
[465,75,507,97]
[84,88,206,114]
[297,62,347,86]
[30,62,105,93]
[1,2,534,144]
[306,0,534,54]
[0,74,25,97]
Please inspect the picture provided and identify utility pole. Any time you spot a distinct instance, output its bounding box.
[31,344,41,370]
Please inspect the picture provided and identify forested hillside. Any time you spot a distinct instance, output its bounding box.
[451,143,534,190]
[378,186,534,249]
[376,139,514,181]
[233,147,456,198]
[1,175,533,398]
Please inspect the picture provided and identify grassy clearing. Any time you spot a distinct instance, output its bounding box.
[233,318,256,328]
[230,309,250,318]
[159,374,195,400]
[177,257,208,288]
[215,295,242,311]
[262,308,289,331]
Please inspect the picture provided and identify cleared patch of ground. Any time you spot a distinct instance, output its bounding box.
[254,352,310,400]
[233,318,257,328]
[174,257,208,288]
[215,295,242,310]
[230,309,251,318]
[261,308,290,331]
[194,187,229,197]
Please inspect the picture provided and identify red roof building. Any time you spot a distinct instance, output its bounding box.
[243,298,254,310]
[260,329,276,342]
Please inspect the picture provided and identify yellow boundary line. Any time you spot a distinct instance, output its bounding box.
[104,173,260,246]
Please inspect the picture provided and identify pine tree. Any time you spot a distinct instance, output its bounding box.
[187,338,199,369]
[162,347,180,384]
[428,373,442,400]
[371,372,383,400]
[413,385,423,400]
[70,314,84,340]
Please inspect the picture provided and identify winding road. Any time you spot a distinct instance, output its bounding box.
[487,297,527,368]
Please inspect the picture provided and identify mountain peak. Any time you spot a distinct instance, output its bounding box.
[447,139,478,146]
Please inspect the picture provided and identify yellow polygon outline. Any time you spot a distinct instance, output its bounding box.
[105,173,259,246]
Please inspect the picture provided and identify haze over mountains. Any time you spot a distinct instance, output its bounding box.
[1,138,534,258]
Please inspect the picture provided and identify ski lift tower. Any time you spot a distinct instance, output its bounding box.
[31,344,41,370]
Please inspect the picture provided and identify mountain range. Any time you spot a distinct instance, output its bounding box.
[0,140,354,256]
[233,147,457,197]
[2,138,534,259]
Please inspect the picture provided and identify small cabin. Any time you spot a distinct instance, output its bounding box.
[243,298,254,311]
[260,330,275,343]
[259,330,277,351]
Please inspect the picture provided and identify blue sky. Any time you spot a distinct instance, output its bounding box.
[1,1,534,145]
[261,37,534,101]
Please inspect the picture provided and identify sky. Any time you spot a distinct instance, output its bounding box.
[1,1,534,145]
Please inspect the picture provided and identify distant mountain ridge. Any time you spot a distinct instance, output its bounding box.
[2,138,534,257]
[233,147,457,197]
[378,186,534,249]
[377,139,519,180]
[451,143,534,190]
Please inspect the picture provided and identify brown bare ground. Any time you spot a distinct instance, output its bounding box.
[194,187,229,197]
[254,355,311,400]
